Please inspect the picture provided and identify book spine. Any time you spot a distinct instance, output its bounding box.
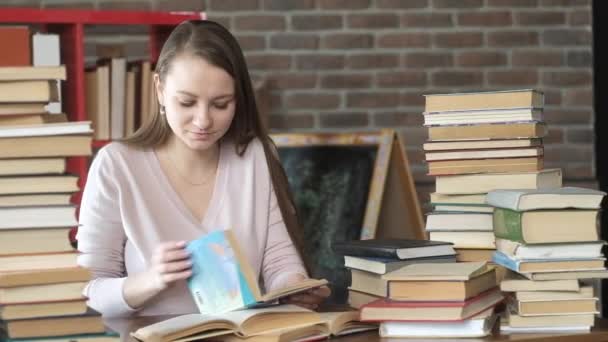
[493,208,525,243]
[492,251,521,273]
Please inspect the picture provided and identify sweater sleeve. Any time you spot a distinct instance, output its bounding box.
[76,146,138,317]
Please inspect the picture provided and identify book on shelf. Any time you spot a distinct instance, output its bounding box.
[427,122,547,141]
[428,157,543,176]
[0,266,91,287]
[131,305,322,342]
[424,108,543,126]
[505,310,595,328]
[428,231,496,249]
[344,254,456,275]
[455,249,495,263]
[433,204,494,213]
[0,135,93,158]
[379,308,496,338]
[384,266,497,302]
[492,251,605,274]
[0,227,75,255]
[109,57,127,140]
[430,193,487,205]
[0,252,78,273]
[0,121,92,138]
[0,158,66,176]
[425,212,493,231]
[486,187,606,211]
[0,281,87,305]
[0,298,88,320]
[0,308,106,340]
[515,285,594,301]
[186,230,327,315]
[0,193,73,207]
[0,113,67,126]
[85,64,110,140]
[500,271,580,292]
[435,168,562,195]
[0,80,59,103]
[332,239,456,260]
[424,89,544,113]
[360,287,503,322]
[347,289,382,309]
[349,269,387,297]
[495,238,605,260]
[0,103,47,116]
[425,147,543,162]
[493,208,599,244]
[509,297,598,316]
[0,65,66,81]
[0,26,30,66]
[423,138,542,151]
[0,175,79,195]
[0,205,77,229]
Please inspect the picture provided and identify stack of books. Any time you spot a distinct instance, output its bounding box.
[332,239,457,309]
[359,262,503,338]
[487,187,607,333]
[422,89,562,276]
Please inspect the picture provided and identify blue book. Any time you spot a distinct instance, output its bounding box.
[186,230,327,315]
[492,251,606,274]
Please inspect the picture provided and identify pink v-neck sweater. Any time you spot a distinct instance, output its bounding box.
[76,138,307,317]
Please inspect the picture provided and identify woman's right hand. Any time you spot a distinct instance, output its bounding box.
[147,240,193,292]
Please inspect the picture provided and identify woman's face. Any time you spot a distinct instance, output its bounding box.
[156,53,236,151]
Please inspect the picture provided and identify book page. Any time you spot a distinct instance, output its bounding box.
[260,278,328,302]
[383,261,488,281]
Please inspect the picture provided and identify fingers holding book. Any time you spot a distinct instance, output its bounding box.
[150,240,193,291]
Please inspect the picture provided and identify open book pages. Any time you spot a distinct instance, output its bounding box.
[318,311,377,336]
[131,305,322,342]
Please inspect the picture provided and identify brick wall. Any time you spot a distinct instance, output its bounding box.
[1,0,595,205]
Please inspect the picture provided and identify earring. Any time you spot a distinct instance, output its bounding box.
[159,105,166,116]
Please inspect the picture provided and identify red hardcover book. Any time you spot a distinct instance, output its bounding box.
[0,26,31,66]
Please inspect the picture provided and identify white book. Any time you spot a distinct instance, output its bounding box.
[426,212,493,231]
[424,107,543,126]
[486,187,606,211]
[380,311,496,338]
[425,147,543,161]
[500,325,591,334]
[496,238,605,260]
[0,205,78,229]
[110,58,127,139]
[33,33,62,114]
[434,205,494,213]
[0,121,92,138]
[435,169,562,195]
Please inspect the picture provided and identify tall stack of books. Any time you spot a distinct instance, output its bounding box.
[358,262,503,338]
[422,89,562,277]
[332,239,457,310]
[487,187,607,333]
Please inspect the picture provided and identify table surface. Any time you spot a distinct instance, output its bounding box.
[104,316,608,342]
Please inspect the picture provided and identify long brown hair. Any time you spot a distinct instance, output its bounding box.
[123,20,310,274]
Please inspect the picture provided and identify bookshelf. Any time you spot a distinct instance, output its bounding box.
[0,8,206,242]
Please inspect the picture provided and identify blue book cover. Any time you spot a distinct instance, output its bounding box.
[492,251,520,273]
[186,230,261,315]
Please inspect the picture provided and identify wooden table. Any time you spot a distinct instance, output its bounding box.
[105,316,608,342]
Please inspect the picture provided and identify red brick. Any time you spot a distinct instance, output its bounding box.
[401,13,453,27]
[157,0,205,11]
[296,55,345,70]
[292,15,343,31]
[208,0,258,11]
[320,112,369,128]
[544,109,592,125]
[347,54,399,69]
[270,34,318,50]
[544,146,592,163]
[267,74,317,89]
[567,128,594,143]
[246,55,291,70]
[320,74,372,89]
[563,89,593,106]
[432,71,483,87]
[346,92,400,108]
[377,71,427,88]
[569,10,591,25]
[235,16,285,31]
[433,0,483,8]
[544,128,564,144]
[540,0,590,5]
[456,52,507,67]
[269,114,315,130]
[515,11,566,25]
[488,31,539,46]
[262,0,314,10]
[543,71,592,86]
[488,70,539,86]
[377,33,431,48]
[457,12,512,26]
[374,112,423,126]
[401,91,427,107]
[319,0,370,9]
[512,50,564,67]
[434,32,483,48]
[568,50,592,67]
[98,1,150,10]
[348,14,399,29]
[287,93,341,109]
[404,52,454,68]
[236,35,266,51]
[544,90,563,105]
[322,34,374,49]
[542,29,591,46]
[487,0,538,6]
[377,0,428,8]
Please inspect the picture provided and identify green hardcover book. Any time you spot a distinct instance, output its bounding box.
[493,208,525,243]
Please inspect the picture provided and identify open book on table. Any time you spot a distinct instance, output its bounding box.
[185,230,327,315]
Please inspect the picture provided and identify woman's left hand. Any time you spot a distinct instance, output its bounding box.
[281,285,331,310]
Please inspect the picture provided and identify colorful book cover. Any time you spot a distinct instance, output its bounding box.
[186,230,260,314]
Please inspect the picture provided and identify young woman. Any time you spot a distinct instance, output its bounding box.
[77,20,330,317]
